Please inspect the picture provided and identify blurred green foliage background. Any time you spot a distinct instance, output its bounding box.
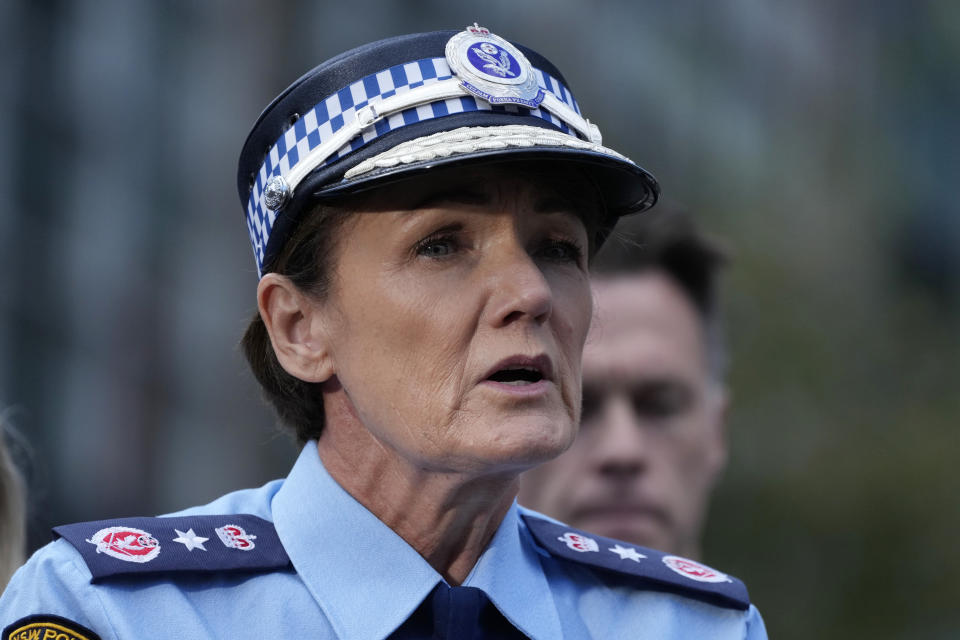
[1,1,956,637]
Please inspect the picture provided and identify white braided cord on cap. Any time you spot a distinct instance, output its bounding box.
[344,124,631,179]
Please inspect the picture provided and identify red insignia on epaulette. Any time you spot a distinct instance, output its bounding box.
[662,555,732,583]
[85,526,160,563]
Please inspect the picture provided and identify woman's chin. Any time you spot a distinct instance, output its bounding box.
[452,414,576,472]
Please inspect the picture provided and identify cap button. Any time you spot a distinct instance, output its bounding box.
[263,176,290,211]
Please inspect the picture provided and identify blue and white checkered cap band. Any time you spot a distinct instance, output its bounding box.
[245,56,582,276]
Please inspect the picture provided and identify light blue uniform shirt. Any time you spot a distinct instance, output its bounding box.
[1,443,767,639]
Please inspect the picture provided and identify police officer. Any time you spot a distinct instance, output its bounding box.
[1,25,767,639]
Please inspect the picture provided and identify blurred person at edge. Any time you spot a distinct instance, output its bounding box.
[0,424,26,590]
[520,207,729,560]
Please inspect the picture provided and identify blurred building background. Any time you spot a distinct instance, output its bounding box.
[1,1,957,638]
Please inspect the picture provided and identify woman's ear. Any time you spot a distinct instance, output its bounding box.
[257,273,335,382]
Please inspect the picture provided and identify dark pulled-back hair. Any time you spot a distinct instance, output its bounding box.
[241,203,352,445]
[592,205,730,380]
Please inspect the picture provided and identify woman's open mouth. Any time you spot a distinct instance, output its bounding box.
[487,366,544,385]
[481,354,554,395]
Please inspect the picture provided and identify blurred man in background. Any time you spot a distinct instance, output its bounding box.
[0,423,25,590]
[519,208,729,560]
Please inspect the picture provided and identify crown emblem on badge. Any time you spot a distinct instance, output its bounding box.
[216,524,257,550]
[558,531,600,553]
[445,24,544,108]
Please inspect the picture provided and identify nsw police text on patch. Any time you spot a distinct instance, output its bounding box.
[6,624,95,640]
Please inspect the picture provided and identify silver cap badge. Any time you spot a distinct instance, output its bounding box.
[445,24,544,108]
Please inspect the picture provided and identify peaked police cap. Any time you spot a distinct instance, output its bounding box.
[237,25,659,277]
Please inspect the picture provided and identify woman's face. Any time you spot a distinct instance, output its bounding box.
[318,164,594,475]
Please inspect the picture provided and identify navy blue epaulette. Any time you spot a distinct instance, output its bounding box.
[53,514,291,582]
[521,514,750,611]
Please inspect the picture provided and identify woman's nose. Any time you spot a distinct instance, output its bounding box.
[486,243,553,328]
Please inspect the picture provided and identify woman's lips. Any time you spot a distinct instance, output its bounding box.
[483,353,554,380]
[480,353,555,396]
[480,378,553,396]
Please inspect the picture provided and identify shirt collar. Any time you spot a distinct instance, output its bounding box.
[272,442,562,640]
[272,442,440,640]
[463,500,564,639]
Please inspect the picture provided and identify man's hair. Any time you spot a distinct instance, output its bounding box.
[591,206,729,380]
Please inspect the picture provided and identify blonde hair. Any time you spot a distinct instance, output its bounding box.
[0,423,26,590]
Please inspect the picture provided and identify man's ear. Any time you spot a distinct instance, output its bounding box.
[257,273,335,383]
[706,386,730,480]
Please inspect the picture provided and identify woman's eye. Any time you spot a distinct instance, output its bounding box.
[415,234,459,258]
[538,239,584,265]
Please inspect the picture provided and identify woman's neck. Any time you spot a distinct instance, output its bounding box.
[316,424,519,585]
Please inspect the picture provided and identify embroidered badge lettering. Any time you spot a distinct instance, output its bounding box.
[215,524,257,550]
[85,526,160,563]
[3,615,101,640]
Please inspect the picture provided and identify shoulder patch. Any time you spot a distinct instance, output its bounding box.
[53,514,290,582]
[4,614,101,640]
[521,514,750,611]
